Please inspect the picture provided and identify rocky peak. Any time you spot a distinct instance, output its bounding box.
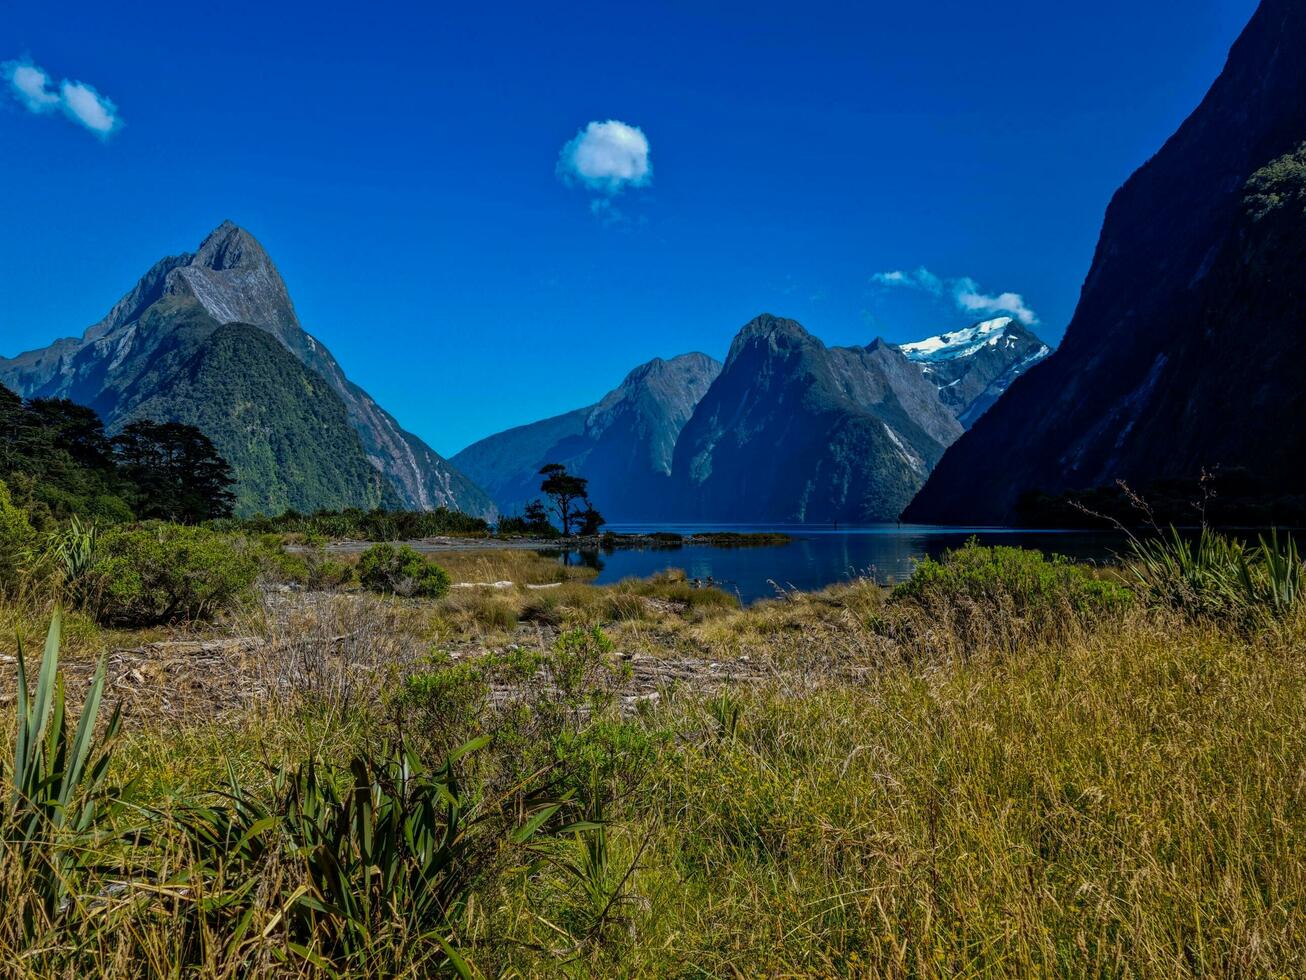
[613,351,720,392]
[586,351,722,452]
[163,222,300,343]
[727,314,813,363]
[191,220,272,272]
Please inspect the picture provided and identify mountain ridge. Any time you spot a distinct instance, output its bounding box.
[0,222,493,518]
[904,0,1306,524]
[452,352,721,519]
[454,311,1050,523]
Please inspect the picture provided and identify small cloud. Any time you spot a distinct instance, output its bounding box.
[872,266,1038,326]
[953,277,1038,326]
[8,61,59,111]
[872,266,944,295]
[3,57,122,137]
[558,119,651,196]
[59,79,120,135]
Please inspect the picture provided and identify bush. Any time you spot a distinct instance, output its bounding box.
[357,543,451,598]
[0,478,36,594]
[1,613,125,941]
[254,536,357,590]
[171,737,563,975]
[893,541,1132,618]
[87,524,259,626]
[1128,526,1302,621]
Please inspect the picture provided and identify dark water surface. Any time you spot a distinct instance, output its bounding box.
[549,524,1130,605]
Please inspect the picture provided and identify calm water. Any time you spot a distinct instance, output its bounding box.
[549,524,1129,605]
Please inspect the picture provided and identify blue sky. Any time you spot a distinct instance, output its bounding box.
[1,0,1259,454]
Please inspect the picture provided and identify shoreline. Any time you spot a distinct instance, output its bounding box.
[307,530,793,555]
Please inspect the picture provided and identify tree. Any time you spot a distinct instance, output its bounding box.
[575,500,606,536]
[0,387,134,524]
[0,386,25,473]
[498,499,557,537]
[522,500,552,533]
[113,420,237,523]
[23,399,114,469]
[538,463,590,536]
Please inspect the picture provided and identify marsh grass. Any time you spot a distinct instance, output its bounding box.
[1,540,1304,976]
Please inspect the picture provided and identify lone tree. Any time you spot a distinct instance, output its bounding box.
[113,420,237,523]
[539,463,592,536]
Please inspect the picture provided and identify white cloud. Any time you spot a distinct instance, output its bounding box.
[3,58,122,137]
[872,266,1038,326]
[873,267,945,295]
[558,119,651,194]
[953,278,1038,325]
[59,79,119,135]
[8,61,59,111]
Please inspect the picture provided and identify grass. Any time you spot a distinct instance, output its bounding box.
[1,538,1304,975]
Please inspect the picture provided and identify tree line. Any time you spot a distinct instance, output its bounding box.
[0,385,236,527]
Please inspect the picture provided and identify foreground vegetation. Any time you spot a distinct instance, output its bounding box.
[1,527,1303,976]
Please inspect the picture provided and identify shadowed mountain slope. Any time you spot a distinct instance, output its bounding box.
[906,0,1306,524]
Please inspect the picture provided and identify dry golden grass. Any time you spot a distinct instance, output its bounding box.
[2,546,1304,977]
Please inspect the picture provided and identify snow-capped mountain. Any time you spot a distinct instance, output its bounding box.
[895,316,1051,427]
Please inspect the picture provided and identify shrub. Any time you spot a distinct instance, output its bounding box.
[172,737,564,975]
[1128,526,1302,620]
[0,478,36,594]
[225,506,490,540]
[893,541,1132,615]
[254,536,357,590]
[358,543,451,598]
[86,523,259,626]
[0,612,125,942]
[547,626,629,723]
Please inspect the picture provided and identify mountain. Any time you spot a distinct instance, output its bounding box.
[454,313,1049,525]
[0,222,492,518]
[905,0,1306,524]
[452,353,721,519]
[897,316,1050,427]
[669,315,963,523]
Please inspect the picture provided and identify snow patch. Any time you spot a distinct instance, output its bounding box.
[897,316,1014,363]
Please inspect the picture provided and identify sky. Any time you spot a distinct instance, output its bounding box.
[0,0,1261,454]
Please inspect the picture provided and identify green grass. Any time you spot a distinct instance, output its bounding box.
[1,538,1304,976]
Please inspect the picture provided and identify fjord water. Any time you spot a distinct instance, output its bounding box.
[553,525,1127,605]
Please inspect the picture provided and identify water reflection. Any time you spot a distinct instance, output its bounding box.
[545,525,1131,605]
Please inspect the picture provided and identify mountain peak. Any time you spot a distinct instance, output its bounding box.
[163,222,299,340]
[737,313,809,340]
[191,220,273,273]
[727,314,813,363]
[617,351,721,390]
[897,316,1019,363]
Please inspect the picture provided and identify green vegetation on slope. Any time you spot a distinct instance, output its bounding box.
[119,322,397,517]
